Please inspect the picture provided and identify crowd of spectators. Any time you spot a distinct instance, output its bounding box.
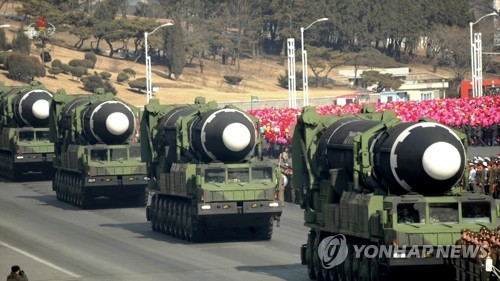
[249,96,500,153]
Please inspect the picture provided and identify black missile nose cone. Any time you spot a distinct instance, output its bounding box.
[13,89,53,127]
[83,101,136,144]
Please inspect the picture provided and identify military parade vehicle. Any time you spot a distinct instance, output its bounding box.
[141,97,282,242]
[0,82,55,180]
[293,104,498,280]
[49,89,147,208]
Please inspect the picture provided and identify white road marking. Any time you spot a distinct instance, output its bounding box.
[0,241,82,278]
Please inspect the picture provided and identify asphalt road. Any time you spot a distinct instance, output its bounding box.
[467,146,499,159]
[0,178,310,281]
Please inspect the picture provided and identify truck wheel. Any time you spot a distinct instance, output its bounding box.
[359,256,370,281]
[256,217,273,241]
[307,231,317,280]
[369,257,379,281]
[343,243,353,281]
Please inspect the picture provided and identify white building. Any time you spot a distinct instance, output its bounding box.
[339,67,449,102]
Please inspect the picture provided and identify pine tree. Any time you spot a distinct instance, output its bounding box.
[163,16,185,80]
[0,29,8,51]
[12,26,31,55]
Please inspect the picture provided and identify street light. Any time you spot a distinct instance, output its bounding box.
[300,17,328,106]
[145,22,174,104]
[470,12,497,97]
[0,24,11,28]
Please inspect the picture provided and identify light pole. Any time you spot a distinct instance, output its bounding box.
[300,17,328,107]
[470,12,497,97]
[145,22,174,104]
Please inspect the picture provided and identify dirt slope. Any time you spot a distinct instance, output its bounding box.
[0,15,453,107]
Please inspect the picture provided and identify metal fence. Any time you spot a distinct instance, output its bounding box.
[219,96,338,110]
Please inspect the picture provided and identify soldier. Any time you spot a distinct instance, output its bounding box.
[475,238,490,266]
[489,233,498,266]
[476,163,485,193]
[476,125,486,147]
[464,123,472,145]
[487,161,495,197]
[480,226,490,236]
[468,163,477,192]
[279,146,290,164]
[494,161,500,198]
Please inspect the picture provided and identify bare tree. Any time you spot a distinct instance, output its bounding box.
[222,0,262,71]
[438,26,471,97]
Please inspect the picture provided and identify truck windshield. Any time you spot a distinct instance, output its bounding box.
[429,203,459,224]
[36,131,50,141]
[252,167,273,183]
[19,131,34,141]
[397,203,425,224]
[90,149,108,161]
[129,146,141,161]
[228,168,249,183]
[205,168,225,184]
[462,202,491,223]
[110,148,127,161]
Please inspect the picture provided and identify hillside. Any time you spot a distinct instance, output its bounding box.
[0,15,455,107]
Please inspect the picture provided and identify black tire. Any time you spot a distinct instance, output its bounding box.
[80,185,92,209]
[307,231,317,280]
[151,195,158,231]
[191,218,205,243]
[369,258,379,281]
[343,243,353,281]
[256,217,273,241]
[359,256,370,281]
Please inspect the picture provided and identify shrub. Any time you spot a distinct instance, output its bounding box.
[40,51,52,63]
[81,74,103,93]
[100,71,112,80]
[103,81,117,95]
[51,59,62,68]
[60,63,72,74]
[0,52,9,69]
[48,67,62,77]
[5,52,45,82]
[223,75,243,85]
[81,75,117,95]
[69,59,94,69]
[123,68,136,78]
[128,78,147,92]
[70,66,87,80]
[84,52,97,64]
[117,72,129,84]
[278,70,303,89]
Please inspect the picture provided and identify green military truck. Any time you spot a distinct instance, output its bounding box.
[0,82,54,180]
[49,89,147,208]
[293,104,498,280]
[142,98,282,242]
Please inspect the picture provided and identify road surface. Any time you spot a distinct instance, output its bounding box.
[0,178,309,281]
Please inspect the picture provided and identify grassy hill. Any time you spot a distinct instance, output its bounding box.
[0,14,456,107]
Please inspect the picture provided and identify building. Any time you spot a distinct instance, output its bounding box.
[338,67,449,102]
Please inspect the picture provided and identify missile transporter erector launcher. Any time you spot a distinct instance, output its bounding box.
[294,105,498,280]
[0,82,55,180]
[142,98,282,242]
[49,89,147,209]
